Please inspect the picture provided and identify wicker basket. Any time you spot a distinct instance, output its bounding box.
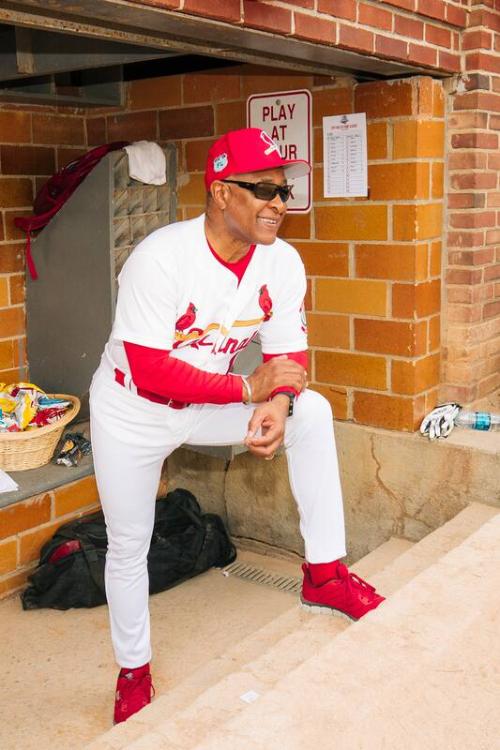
[0,394,80,471]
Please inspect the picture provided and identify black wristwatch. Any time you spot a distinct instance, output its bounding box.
[275,391,295,417]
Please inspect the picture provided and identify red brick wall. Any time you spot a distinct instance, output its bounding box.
[0,475,100,598]
[88,66,444,431]
[0,105,88,385]
[1,0,498,427]
[0,68,445,433]
[127,0,464,73]
[443,3,500,405]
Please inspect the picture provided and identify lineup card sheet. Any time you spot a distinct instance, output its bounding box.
[323,113,368,198]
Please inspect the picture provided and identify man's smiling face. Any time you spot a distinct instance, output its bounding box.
[219,167,289,246]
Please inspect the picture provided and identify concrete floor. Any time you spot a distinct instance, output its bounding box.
[0,549,301,750]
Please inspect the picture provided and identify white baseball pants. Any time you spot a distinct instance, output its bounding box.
[89,357,346,668]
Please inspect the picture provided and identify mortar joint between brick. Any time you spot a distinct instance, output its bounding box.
[387,203,393,242]
[342,312,352,350]
[449,122,498,133]
[348,241,355,277]
[387,120,394,161]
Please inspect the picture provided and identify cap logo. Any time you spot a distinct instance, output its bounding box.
[213,153,228,172]
[260,130,281,157]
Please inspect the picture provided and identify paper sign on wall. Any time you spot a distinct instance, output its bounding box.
[323,113,368,198]
[247,89,312,213]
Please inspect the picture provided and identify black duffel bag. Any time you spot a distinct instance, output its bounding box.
[21,488,236,610]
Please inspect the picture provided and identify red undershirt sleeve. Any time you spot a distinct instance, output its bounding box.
[262,351,308,399]
[124,341,243,404]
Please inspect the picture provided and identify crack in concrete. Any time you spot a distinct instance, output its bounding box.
[412,504,434,531]
[369,434,406,536]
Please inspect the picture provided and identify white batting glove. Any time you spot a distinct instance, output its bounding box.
[419,403,462,440]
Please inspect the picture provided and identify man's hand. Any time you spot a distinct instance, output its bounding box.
[244,396,289,459]
[246,355,306,403]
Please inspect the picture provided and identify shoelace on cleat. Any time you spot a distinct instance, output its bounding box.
[337,563,377,595]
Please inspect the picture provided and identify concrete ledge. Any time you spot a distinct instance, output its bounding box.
[167,421,500,564]
[443,424,500,453]
[0,456,94,510]
[337,421,500,561]
[0,420,93,509]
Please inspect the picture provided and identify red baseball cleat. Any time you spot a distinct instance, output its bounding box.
[114,663,154,724]
[301,562,385,621]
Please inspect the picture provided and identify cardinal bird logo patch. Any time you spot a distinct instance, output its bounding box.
[259,285,273,321]
[176,302,197,331]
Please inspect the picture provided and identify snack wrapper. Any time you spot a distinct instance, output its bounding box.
[6,382,44,397]
[0,395,16,414]
[30,406,68,427]
[15,392,37,430]
[38,396,71,409]
[0,382,71,433]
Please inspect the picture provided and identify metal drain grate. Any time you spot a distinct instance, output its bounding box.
[222,562,301,596]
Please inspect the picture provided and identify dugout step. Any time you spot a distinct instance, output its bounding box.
[86,503,498,750]
[186,505,500,750]
[84,537,413,750]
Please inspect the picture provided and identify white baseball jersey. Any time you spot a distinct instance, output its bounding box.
[106,213,308,376]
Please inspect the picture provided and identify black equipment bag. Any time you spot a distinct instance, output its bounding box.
[21,488,236,610]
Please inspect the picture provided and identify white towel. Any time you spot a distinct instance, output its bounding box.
[124,141,167,185]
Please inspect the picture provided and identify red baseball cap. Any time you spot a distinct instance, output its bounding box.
[205,127,310,190]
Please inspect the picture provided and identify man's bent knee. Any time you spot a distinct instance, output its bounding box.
[293,389,333,426]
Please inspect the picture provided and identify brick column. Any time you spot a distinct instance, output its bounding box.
[307,76,444,431]
[444,2,500,404]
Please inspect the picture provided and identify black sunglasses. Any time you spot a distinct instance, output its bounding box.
[221,179,293,203]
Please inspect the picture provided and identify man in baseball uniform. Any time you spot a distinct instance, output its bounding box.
[89,127,384,724]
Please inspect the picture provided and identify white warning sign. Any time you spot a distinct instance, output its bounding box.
[247,89,312,213]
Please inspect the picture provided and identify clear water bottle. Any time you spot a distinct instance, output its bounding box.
[455,410,500,431]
